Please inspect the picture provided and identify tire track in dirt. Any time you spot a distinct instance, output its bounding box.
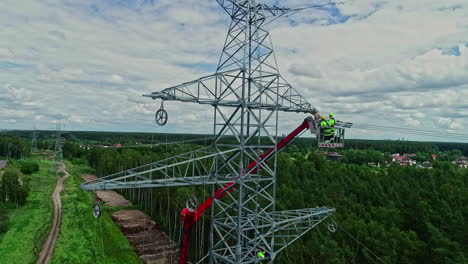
[36,163,70,264]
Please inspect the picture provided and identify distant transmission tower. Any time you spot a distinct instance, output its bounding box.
[51,122,64,173]
[82,1,343,263]
[31,126,38,153]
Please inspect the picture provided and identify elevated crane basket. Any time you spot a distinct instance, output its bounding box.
[309,119,353,148]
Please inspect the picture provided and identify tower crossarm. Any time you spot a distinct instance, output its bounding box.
[143,69,317,114]
[216,0,346,24]
[80,147,269,191]
[253,207,335,259]
[81,147,228,191]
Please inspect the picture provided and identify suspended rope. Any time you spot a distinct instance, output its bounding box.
[99,216,106,263]
[289,0,352,13]
[353,123,468,136]
[67,131,213,149]
[352,124,468,141]
[331,220,389,264]
[93,215,98,263]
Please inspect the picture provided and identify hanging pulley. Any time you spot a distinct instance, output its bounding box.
[155,102,168,126]
[186,193,199,213]
[328,220,337,233]
[93,202,102,219]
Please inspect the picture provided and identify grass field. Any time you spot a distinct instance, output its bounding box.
[0,155,55,263]
[51,161,141,264]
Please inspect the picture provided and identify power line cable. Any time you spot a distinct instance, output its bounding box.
[353,123,468,137]
[333,220,389,264]
[352,126,468,141]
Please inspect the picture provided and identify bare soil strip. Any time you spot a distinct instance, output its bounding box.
[81,174,178,264]
[36,164,70,264]
[82,174,132,207]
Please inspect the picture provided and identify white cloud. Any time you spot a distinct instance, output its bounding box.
[433,117,464,130]
[0,0,467,142]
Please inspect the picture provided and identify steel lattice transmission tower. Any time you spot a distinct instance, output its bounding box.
[51,122,64,173]
[31,127,38,153]
[82,1,338,263]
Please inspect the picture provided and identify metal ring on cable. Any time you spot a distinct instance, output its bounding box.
[186,194,199,213]
[155,105,168,126]
[93,202,101,219]
[328,220,337,233]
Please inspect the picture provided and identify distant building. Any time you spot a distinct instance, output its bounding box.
[452,156,468,168]
[392,155,405,162]
[392,153,416,166]
[367,162,381,167]
[431,154,438,160]
[399,161,409,167]
[421,161,432,168]
[113,144,122,147]
[326,152,342,160]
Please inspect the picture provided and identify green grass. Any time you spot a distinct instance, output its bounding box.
[0,156,55,263]
[51,161,141,264]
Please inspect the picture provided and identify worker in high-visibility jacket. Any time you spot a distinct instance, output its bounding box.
[328,113,336,142]
[328,113,335,126]
[320,116,332,142]
[258,251,265,264]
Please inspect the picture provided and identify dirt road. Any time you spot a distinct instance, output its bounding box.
[36,164,70,264]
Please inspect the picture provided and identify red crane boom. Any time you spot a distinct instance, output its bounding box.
[178,117,313,264]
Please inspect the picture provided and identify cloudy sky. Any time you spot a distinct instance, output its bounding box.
[1,0,467,142]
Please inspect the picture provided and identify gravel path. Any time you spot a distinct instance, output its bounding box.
[36,164,70,264]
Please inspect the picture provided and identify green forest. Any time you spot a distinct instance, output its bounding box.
[0,132,467,263]
[60,137,467,264]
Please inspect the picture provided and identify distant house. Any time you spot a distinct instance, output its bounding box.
[452,156,468,168]
[399,161,409,167]
[421,161,432,168]
[326,152,342,160]
[392,155,405,162]
[113,144,122,147]
[392,153,416,166]
[402,158,416,166]
[79,144,90,150]
[431,154,438,160]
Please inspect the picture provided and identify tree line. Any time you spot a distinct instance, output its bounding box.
[63,140,468,264]
[0,136,31,159]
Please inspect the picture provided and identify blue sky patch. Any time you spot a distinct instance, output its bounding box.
[0,61,30,70]
[441,46,461,56]
[179,63,218,73]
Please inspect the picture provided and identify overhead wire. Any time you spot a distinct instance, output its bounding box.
[351,124,468,141]
[353,123,468,137]
[332,220,389,264]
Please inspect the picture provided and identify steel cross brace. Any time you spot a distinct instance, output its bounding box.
[207,207,335,263]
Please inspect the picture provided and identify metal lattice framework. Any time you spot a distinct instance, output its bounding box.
[31,127,38,153]
[81,1,336,263]
[51,123,64,173]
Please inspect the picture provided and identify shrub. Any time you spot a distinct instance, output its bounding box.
[0,167,30,206]
[20,160,40,174]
